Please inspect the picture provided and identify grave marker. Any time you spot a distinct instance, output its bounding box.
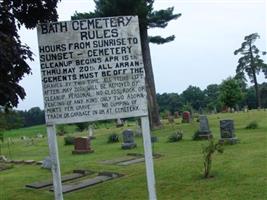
[219,120,238,144]
[197,115,212,139]
[182,111,191,123]
[72,137,94,154]
[121,129,136,149]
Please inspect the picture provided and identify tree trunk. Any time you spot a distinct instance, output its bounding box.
[253,73,261,109]
[140,27,161,129]
[250,47,261,108]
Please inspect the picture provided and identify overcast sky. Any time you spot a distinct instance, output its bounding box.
[17,0,266,110]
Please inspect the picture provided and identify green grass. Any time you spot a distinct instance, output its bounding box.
[0,110,266,200]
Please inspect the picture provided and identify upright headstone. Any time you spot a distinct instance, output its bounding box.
[168,115,174,123]
[174,112,179,119]
[116,118,124,128]
[219,120,238,144]
[182,111,191,123]
[121,129,136,149]
[151,135,158,143]
[72,137,94,154]
[197,115,212,139]
[88,125,95,140]
[135,126,142,137]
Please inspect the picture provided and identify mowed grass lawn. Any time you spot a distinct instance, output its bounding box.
[0,110,266,200]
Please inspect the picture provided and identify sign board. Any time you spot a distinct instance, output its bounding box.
[37,16,148,124]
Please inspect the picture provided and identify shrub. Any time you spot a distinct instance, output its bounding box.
[168,131,183,142]
[64,136,75,145]
[57,125,66,136]
[107,133,120,143]
[245,121,258,129]
[202,139,223,178]
[76,122,89,132]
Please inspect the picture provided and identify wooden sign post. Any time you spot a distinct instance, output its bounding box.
[37,16,157,200]
[141,116,157,200]
[47,124,63,200]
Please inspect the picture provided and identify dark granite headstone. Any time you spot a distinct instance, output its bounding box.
[219,120,238,144]
[121,129,136,149]
[182,111,191,123]
[197,115,212,139]
[72,137,94,154]
[151,135,158,143]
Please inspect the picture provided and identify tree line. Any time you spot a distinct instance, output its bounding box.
[157,81,267,116]
[1,80,266,131]
[0,107,45,131]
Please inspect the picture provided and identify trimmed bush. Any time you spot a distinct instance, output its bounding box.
[64,136,75,145]
[107,133,120,143]
[168,131,183,142]
[245,121,258,129]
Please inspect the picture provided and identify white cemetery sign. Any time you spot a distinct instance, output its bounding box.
[38,16,148,124]
[37,16,156,200]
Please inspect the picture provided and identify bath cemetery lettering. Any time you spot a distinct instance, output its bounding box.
[37,16,148,124]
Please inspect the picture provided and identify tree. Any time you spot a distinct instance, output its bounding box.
[0,0,60,108]
[72,0,181,129]
[219,77,243,109]
[21,107,45,127]
[203,84,222,111]
[234,33,267,108]
[181,85,205,111]
[156,93,182,114]
[259,83,267,108]
[202,139,223,178]
[245,86,257,109]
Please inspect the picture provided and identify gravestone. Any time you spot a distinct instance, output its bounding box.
[219,120,238,144]
[197,115,212,139]
[121,129,136,149]
[0,155,8,162]
[168,115,174,123]
[72,137,94,154]
[135,127,142,137]
[42,157,52,169]
[151,135,158,143]
[116,118,124,127]
[182,111,191,123]
[174,112,179,119]
[88,125,95,140]
[36,133,44,138]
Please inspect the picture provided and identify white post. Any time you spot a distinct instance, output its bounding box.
[141,116,157,200]
[47,124,64,200]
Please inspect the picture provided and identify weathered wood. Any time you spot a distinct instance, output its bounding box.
[47,125,63,200]
[141,116,157,200]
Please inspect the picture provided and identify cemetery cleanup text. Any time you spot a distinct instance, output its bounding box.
[37,16,148,124]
